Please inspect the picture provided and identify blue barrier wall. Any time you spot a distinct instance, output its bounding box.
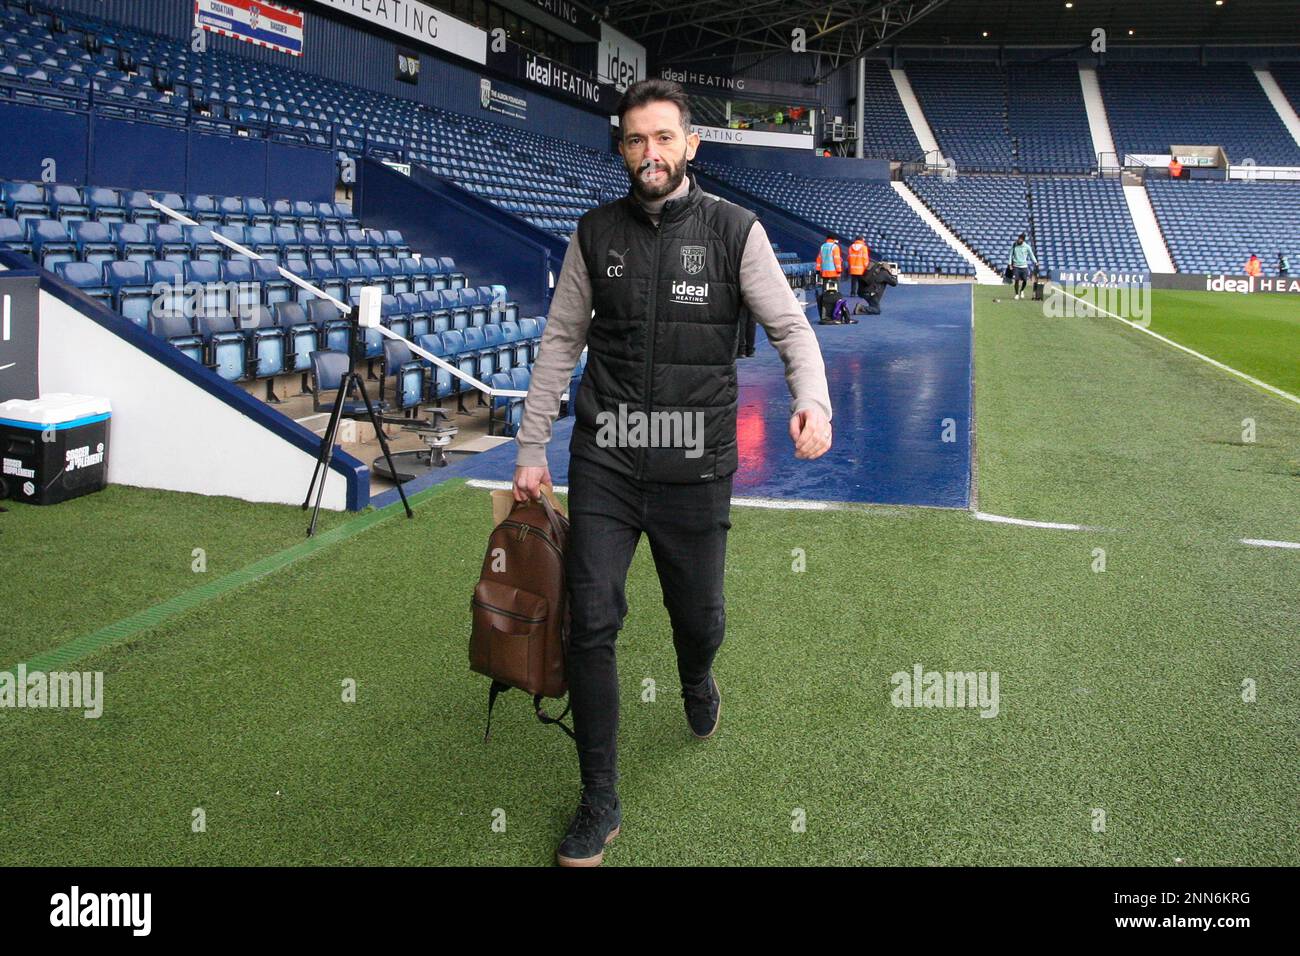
[695,143,893,180]
[0,100,336,199]
[356,157,564,319]
[0,101,87,183]
[44,0,612,151]
[91,115,187,193]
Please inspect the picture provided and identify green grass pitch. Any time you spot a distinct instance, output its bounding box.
[0,286,1295,866]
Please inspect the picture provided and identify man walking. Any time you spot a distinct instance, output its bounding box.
[1008,233,1038,300]
[512,78,833,867]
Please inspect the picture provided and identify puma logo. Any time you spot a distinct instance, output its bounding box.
[606,247,629,278]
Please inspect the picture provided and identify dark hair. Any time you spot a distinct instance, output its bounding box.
[616,79,692,135]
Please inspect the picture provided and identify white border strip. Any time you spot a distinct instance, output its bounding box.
[468,479,972,514]
[973,511,1091,531]
[1052,284,1300,407]
[468,483,1298,546]
[1240,538,1300,550]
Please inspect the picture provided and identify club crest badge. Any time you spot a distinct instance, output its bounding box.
[681,245,705,276]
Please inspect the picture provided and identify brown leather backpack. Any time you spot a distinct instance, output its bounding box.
[470,490,574,741]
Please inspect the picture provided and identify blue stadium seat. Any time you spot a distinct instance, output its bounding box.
[71,219,116,266]
[29,218,75,269]
[55,259,111,305]
[273,301,318,372]
[85,186,127,224]
[106,260,151,326]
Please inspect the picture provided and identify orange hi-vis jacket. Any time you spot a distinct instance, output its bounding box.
[848,240,870,275]
[1244,256,1262,277]
[1169,159,1183,178]
[816,241,842,277]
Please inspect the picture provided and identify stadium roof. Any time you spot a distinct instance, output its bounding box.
[600,0,1300,71]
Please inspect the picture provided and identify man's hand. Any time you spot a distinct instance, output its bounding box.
[513,464,553,502]
[789,408,832,460]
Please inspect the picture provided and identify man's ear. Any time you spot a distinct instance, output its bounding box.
[685,130,700,161]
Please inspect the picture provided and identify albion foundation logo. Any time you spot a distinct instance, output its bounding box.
[480,78,491,109]
[680,244,705,275]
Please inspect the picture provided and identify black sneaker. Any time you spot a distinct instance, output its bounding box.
[682,672,721,739]
[556,789,622,867]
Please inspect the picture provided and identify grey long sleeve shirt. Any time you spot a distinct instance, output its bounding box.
[514,181,832,469]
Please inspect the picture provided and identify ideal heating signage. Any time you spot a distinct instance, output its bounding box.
[1206,274,1300,294]
[1149,273,1300,295]
[598,22,645,92]
[523,0,601,38]
[312,0,486,65]
[524,52,603,105]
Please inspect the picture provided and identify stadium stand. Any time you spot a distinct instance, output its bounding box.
[1146,179,1300,275]
[858,59,923,161]
[906,61,1095,174]
[0,176,553,427]
[907,63,1015,173]
[1030,177,1148,275]
[1099,63,1300,167]
[1007,62,1095,174]
[1271,61,1300,114]
[0,0,626,239]
[697,161,975,275]
[907,173,1147,275]
[906,174,1030,270]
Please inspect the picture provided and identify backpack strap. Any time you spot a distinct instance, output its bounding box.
[483,679,511,743]
[483,682,577,743]
[534,694,576,741]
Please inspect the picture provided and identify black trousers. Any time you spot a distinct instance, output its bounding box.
[563,453,734,792]
[851,274,868,297]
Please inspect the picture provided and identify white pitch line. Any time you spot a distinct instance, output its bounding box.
[1240,538,1300,550]
[472,481,1298,544]
[1052,284,1300,407]
[973,510,1092,531]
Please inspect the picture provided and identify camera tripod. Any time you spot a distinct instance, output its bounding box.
[303,309,414,536]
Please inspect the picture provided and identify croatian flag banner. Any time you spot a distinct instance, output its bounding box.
[195,0,305,57]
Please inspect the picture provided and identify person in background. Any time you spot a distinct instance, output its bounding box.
[1008,233,1038,300]
[848,235,870,297]
[1278,252,1290,276]
[816,233,844,320]
[1169,156,1183,180]
[816,234,843,281]
[1244,253,1262,277]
